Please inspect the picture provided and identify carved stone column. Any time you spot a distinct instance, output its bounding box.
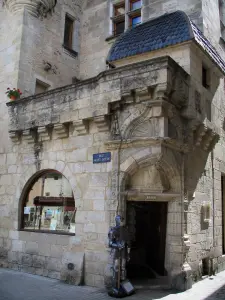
[3,0,57,18]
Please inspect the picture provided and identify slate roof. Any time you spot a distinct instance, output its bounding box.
[107,11,225,74]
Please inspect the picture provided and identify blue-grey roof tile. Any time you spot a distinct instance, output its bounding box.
[107,11,225,74]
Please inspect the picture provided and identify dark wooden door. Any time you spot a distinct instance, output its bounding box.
[127,201,168,277]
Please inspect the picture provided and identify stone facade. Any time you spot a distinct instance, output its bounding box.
[1,0,225,292]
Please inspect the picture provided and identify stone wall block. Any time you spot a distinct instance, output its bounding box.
[86,261,105,276]
[12,240,25,252]
[47,257,62,272]
[25,241,38,254]
[32,255,46,268]
[50,244,63,258]
[21,253,33,266]
[89,173,109,187]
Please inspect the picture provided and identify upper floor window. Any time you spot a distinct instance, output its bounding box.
[113,2,125,36]
[64,14,74,49]
[110,0,142,37]
[130,0,141,11]
[21,171,76,235]
[63,14,79,57]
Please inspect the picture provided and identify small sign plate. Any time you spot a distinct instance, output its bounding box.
[93,152,111,164]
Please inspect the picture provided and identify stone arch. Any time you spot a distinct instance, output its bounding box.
[17,162,81,231]
[120,152,181,192]
[116,151,182,218]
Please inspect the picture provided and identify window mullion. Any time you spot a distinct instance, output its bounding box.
[125,0,129,30]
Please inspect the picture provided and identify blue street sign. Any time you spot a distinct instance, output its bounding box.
[93,152,111,164]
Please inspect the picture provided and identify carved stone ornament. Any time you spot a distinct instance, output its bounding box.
[130,165,170,193]
[3,0,57,18]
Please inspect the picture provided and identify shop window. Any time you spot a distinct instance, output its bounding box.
[21,171,76,235]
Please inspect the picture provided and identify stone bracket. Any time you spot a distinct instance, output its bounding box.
[9,131,21,144]
[73,120,89,136]
[53,123,69,139]
[94,116,110,132]
[194,124,220,151]
[22,129,36,144]
[121,90,134,104]
[38,126,51,141]
[135,87,152,102]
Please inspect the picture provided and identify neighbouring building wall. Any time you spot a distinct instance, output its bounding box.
[18,1,81,97]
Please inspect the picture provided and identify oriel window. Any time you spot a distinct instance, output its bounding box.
[64,14,74,49]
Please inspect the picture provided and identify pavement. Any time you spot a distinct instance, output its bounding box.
[1,268,225,300]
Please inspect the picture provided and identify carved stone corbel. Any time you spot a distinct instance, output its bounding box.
[73,120,89,136]
[38,126,51,142]
[194,124,207,147]
[53,123,69,139]
[135,87,152,102]
[22,129,36,144]
[153,83,169,101]
[94,116,110,132]
[121,90,134,104]
[9,131,20,144]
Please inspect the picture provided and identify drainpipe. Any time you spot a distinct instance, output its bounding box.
[211,150,215,247]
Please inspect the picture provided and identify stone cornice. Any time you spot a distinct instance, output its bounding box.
[6,56,184,107]
[105,137,189,153]
[3,0,57,18]
[6,56,190,144]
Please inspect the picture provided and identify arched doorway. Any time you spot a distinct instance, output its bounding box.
[20,170,76,235]
[124,163,180,284]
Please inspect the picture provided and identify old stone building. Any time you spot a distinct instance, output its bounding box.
[1,0,225,292]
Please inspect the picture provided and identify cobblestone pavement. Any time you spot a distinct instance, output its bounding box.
[1,268,225,300]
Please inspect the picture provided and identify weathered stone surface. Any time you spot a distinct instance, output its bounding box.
[1,0,225,292]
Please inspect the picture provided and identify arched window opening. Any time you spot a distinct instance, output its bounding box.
[22,171,76,235]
